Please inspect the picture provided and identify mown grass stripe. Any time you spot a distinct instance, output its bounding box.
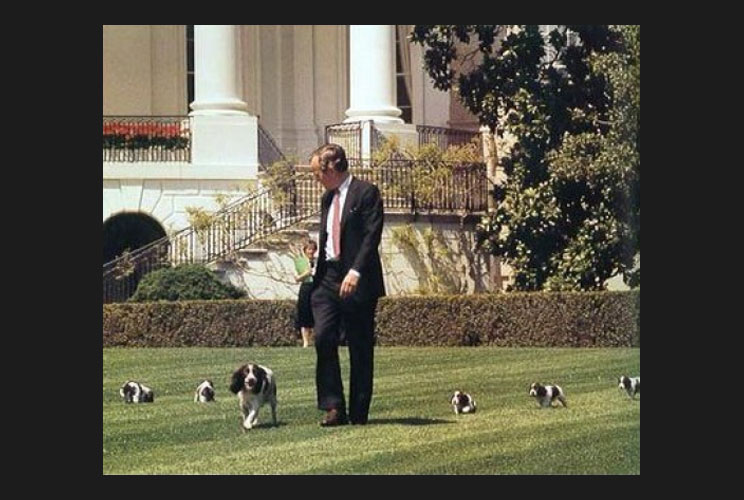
[104,347,639,474]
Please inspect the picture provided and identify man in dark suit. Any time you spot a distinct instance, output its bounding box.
[309,143,385,427]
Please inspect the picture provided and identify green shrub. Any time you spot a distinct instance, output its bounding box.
[128,264,246,302]
[105,291,639,347]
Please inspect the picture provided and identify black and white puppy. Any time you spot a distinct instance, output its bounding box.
[451,390,477,414]
[618,375,640,399]
[194,379,216,403]
[119,381,154,403]
[229,363,277,431]
[529,382,567,408]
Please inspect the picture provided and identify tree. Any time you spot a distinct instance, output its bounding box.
[411,25,640,290]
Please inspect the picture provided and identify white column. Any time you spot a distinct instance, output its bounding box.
[188,25,258,174]
[345,25,403,124]
[190,25,249,115]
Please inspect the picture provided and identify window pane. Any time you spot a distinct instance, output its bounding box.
[187,41,194,72]
[397,77,410,107]
[187,25,195,109]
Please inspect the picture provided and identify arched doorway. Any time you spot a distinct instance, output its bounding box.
[103,212,166,264]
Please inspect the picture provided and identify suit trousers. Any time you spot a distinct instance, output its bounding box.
[311,262,376,422]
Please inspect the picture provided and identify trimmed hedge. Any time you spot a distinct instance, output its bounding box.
[375,292,639,347]
[103,291,639,347]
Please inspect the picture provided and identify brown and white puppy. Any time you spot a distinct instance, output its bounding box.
[529,382,567,408]
[618,376,640,399]
[229,363,277,431]
[451,391,477,414]
[119,381,154,403]
[194,379,216,403]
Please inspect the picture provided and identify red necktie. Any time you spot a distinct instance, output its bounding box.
[332,189,341,258]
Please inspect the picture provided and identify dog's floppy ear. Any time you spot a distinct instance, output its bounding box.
[253,365,266,394]
[120,382,132,401]
[229,365,247,394]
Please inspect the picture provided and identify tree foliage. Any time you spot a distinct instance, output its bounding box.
[411,25,640,290]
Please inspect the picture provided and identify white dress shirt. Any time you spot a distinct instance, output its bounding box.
[325,174,360,277]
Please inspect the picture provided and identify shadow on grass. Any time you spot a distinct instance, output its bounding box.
[244,421,288,430]
[368,417,454,426]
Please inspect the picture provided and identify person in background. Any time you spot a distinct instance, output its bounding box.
[293,238,318,348]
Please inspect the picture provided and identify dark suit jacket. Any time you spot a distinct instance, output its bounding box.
[313,176,385,303]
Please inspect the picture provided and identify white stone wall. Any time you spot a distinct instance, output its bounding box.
[103,25,187,115]
[102,176,258,234]
[410,42,451,128]
[103,25,154,115]
[252,25,348,162]
[212,215,493,300]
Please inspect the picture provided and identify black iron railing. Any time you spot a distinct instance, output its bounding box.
[103,172,320,303]
[294,159,489,214]
[103,116,191,162]
[324,120,381,159]
[103,160,488,303]
[258,123,286,170]
[326,121,482,159]
[417,125,481,151]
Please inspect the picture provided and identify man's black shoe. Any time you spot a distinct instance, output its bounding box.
[320,408,348,427]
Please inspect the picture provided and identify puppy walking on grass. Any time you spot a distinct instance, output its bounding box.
[119,381,154,403]
[451,391,477,415]
[529,382,567,408]
[618,376,640,399]
[194,380,216,403]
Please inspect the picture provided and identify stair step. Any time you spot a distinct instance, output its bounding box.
[296,220,321,230]
[237,248,269,255]
[280,228,311,236]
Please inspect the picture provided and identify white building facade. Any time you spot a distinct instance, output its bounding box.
[103,25,501,300]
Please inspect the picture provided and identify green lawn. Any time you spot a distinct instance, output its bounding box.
[103,347,640,474]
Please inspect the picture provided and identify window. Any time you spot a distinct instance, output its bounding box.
[187,25,194,111]
[395,28,412,124]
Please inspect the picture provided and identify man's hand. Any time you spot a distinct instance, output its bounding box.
[339,272,359,299]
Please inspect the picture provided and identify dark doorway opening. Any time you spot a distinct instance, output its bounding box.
[103,212,166,264]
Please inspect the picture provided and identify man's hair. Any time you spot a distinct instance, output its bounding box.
[310,143,348,173]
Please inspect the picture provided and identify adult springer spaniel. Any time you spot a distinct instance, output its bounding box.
[194,379,216,403]
[119,381,154,403]
[229,363,277,431]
